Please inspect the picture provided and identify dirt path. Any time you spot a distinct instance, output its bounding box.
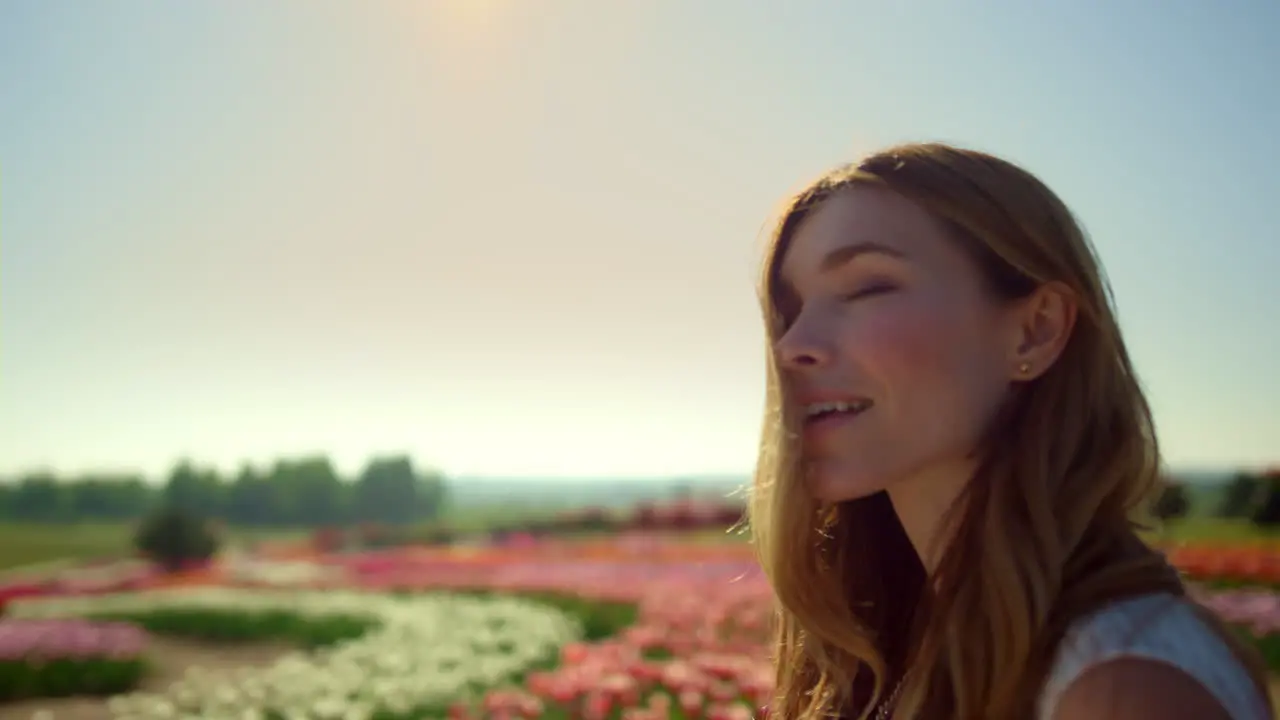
[0,637,294,720]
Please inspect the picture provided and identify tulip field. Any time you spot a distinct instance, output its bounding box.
[2,533,1280,719]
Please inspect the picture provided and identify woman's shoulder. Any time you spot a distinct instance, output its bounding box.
[1036,592,1270,719]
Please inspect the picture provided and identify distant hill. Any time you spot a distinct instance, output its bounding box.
[446,475,750,510]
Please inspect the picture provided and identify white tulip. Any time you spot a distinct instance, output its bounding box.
[8,589,581,719]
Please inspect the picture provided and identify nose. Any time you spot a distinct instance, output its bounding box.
[776,321,833,371]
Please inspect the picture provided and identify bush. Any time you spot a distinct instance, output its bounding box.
[1254,475,1280,528]
[88,608,377,649]
[134,507,219,572]
[1152,483,1190,522]
[1219,473,1263,519]
[453,589,636,642]
[0,657,145,701]
[414,525,457,546]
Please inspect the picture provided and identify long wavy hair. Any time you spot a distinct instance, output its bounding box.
[748,142,1272,719]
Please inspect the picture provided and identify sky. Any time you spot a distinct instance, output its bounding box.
[1,1,1277,481]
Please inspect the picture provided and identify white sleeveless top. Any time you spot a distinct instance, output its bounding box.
[1036,593,1271,719]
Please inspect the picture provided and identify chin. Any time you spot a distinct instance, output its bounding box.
[805,462,893,503]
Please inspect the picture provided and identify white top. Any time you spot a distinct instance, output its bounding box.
[1037,593,1271,719]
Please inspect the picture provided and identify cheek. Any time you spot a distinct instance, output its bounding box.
[847,296,1004,411]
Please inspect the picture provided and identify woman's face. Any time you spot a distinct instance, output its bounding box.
[774,186,1023,502]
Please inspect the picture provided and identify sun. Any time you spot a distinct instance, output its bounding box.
[441,0,506,24]
[404,0,513,41]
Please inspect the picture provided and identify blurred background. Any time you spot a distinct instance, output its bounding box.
[0,2,1277,719]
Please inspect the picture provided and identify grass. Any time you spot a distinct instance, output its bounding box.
[1147,517,1280,545]
[0,514,1276,574]
[0,509,559,573]
[87,607,378,648]
[0,523,145,572]
[0,523,305,573]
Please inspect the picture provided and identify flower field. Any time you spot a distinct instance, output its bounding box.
[1164,543,1280,587]
[0,619,148,702]
[1,535,1280,719]
[8,589,580,718]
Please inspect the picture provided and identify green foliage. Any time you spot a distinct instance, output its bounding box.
[89,608,378,649]
[1219,473,1264,519]
[1254,476,1280,528]
[0,473,71,522]
[0,657,146,702]
[1246,629,1280,674]
[0,609,375,704]
[449,589,637,641]
[0,453,449,529]
[353,456,446,526]
[0,524,305,572]
[133,507,219,572]
[1152,482,1191,522]
[413,524,458,546]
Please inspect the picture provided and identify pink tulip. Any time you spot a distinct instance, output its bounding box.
[0,619,147,661]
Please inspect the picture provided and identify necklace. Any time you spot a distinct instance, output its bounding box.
[874,676,906,720]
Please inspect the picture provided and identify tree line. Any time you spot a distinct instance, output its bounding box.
[1151,468,1280,525]
[0,455,447,527]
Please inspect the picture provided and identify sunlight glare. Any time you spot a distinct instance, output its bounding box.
[444,0,505,27]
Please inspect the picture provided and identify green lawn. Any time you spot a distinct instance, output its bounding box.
[0,508,551,574]
[1149,517,1280,545]
[0,523,305,574]
[0,515,1273,576]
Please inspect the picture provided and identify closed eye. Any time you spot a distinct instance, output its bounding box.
[841,284,897,302]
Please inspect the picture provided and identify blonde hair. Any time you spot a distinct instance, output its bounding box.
[749,142,1271,719]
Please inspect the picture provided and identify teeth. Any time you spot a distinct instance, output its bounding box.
[805,400,871,417]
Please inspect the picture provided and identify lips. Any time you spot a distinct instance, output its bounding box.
[798,396,873,445]
[803,398,873,423]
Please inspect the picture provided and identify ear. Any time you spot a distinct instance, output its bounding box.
[1007,281,1077,381]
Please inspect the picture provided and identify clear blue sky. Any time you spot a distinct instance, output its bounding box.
[2,1,1277,480]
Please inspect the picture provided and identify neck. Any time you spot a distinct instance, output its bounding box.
[885,458,976,574]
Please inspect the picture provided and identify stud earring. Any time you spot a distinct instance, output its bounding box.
[1018,361,1032,375]
[819,502,839,529]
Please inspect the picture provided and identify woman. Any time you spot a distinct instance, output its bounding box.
[748,142,1273,719]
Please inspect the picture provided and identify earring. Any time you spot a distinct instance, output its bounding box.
[1018,361,1032,375]
[817,502,839,536]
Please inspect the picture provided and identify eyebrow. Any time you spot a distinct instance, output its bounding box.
[776,240,907,301]
[817,240,907,273]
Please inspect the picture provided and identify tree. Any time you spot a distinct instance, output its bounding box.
[1151,482,1190,523]
[2,452,453,528]
[353,455,442,526]
[1219,472,1263,519]
[277,456,347,526]
[1253,472,1280,528]
[162,460,224,518]
[225,464,275,526]
[416,469,447,522]
[67,474,154,520]
[8,473,68,522]
[134,507,219,572]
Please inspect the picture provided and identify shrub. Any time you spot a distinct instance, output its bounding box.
[1152,483,1190,522]
[89,608,376,649]
[1254,475,1280,528]
[134,507,219,572]
[415,525,457,546]
[1219,473,1264,519]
